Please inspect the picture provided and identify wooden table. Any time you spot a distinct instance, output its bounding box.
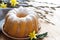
[0,31,43,40]
[0,31,14,40]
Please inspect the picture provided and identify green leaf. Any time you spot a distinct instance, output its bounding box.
[37,32,48,39]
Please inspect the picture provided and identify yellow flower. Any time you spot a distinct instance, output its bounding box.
[0,2,7,8]
[10,0,19,7]
[29,31,37,40]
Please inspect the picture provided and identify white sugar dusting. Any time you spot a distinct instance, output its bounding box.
[6,7,37,23]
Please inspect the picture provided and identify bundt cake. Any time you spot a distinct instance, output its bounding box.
[3,7,38,39]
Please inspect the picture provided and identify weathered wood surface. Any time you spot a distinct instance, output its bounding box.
[38,8,60,40]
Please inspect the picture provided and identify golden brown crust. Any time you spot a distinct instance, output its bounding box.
[3,7,39,38]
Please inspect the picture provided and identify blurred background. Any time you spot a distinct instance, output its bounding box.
[4,0,60,4]
[1,0,60,4]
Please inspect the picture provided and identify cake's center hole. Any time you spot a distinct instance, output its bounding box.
[17,13,27,18]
